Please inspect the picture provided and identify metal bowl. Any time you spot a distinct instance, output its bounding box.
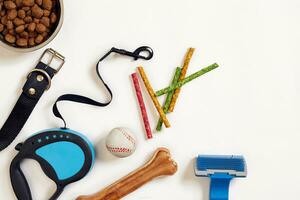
[0,0,64,53]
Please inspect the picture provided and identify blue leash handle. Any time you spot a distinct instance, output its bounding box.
[210,174,233,200]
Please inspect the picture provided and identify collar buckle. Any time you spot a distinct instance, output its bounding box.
[39,48,65,73]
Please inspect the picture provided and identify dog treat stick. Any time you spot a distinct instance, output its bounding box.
[155,63,219,96]
[156,67,182,131]
[138,66,171,128]
[169,48,195,112]
[131,73,153,139]
[76,148,178,200]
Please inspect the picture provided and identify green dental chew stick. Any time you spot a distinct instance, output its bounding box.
[155,63,219,97]
[156,67,182,131]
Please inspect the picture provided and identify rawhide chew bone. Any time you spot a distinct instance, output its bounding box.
[76,147,178,200]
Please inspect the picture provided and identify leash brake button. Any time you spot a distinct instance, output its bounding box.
[15,143,23,151]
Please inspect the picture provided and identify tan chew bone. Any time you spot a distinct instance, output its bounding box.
[76,148,178,200]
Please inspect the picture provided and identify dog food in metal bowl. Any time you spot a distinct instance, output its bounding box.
[0,0,63,52]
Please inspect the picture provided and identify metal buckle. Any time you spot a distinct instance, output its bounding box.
[38,48,65,73]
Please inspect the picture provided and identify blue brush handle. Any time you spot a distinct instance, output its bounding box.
[210,174,233,200]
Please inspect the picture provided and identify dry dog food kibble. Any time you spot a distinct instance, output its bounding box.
[0,0,59,48]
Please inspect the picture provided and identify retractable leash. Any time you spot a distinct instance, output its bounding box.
[9,46,154,200]
[10,128,95,200]
[0,49,65,151]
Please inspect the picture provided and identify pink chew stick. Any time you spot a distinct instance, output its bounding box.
[131,73,153,139]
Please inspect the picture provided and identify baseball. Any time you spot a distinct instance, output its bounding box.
[106,127,137,158]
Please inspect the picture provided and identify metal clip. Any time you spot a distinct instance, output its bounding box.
[39,48,65,73]
[111,46,154,60]
[99,46,154,62]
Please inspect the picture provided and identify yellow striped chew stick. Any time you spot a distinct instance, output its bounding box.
[169,48,195,112]
[137,66,171,128]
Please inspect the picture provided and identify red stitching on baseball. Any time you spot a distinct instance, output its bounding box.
[107,146,132,153]
[117,128,136,146]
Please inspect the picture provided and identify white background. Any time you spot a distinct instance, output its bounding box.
[1,0,300,199]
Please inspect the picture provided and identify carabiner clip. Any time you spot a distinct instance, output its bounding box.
[111,46,154,61]
[132,46,154,60]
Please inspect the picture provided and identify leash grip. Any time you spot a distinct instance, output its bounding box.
[10,156,32,200]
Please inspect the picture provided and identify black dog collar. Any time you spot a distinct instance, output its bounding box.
[0,49,65,151]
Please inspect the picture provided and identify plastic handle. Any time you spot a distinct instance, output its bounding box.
[10,157,33,200]
[209,174,233,200]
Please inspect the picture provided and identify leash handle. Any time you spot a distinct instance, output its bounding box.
[10,156,64,200]
[53,46,154,128]
[10,156,32,200]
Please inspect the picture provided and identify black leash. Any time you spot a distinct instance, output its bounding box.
[52,46,153,129]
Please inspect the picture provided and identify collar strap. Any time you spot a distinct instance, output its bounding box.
[0,49,65,151]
